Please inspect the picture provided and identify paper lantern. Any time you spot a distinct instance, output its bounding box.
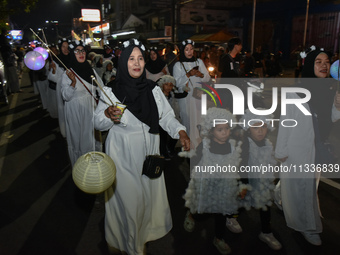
[72,152,116,194]
[24,51,45,71]
[34,47,49,60]
[330,60,339,80]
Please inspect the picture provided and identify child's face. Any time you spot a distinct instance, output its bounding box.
[107,63,113,71]
[162,82,174,95]
[249,123,268,142]
[212,124,230,144]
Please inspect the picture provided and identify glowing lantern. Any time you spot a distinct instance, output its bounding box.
[72,152,116,194]
[24,51,45,71]
[34,47,49,60]
[330,60,339,80]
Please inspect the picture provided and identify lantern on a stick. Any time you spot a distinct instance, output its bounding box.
[34,47,49,60]
[24,51,45,70]
[330,60,339,80]
[72,152,116,194]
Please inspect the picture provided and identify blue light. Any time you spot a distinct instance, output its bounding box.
[330,60,340,80]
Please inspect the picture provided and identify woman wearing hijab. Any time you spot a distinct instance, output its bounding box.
[173,39,210,147]
[145,46,169,82]
[275,46,340,246]
[94,39,190,255]
[48,38,72,138]
[60,40,103,166]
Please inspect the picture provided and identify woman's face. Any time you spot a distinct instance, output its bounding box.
[150,50,157,61]
[184,44,194,59]
[127,47,145,78]
[74,46,86,63]
[61,42,69,55]
[249,123,268,142]
[314,52,330,78]
[212,124,230,144]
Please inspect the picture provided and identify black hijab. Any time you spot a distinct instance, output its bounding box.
[112,39,159,134]
[179,39,196,63]
[56,38,72,70]
[300,46,335,141]
[69,40,95,84]
[145,47,166,74]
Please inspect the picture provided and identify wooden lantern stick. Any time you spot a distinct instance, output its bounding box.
[41,29,53,61]
[91,75,115,106]
[30,28,102,104]
[30,28,68,70]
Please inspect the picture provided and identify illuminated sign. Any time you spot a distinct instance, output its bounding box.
[9,30,23,40]
[81,9,101,22]
[91,23,110,34]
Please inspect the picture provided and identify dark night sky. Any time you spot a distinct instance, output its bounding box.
[9,0,101,43]
[10,0,101,29]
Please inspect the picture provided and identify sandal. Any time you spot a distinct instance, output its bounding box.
[183,211,195,232]
[213,237,231,254]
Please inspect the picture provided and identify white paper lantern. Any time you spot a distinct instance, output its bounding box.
[72,152,116,194]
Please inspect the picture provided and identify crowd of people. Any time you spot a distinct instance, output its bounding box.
[2,33,340,255]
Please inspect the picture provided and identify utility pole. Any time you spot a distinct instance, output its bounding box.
[303,0,310,48]
[251,0,256,54]
[173,0,195,43]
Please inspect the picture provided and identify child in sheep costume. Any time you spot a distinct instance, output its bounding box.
[239,109,282,250]
[182,107,251,254]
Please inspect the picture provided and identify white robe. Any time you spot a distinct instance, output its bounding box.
[145,65,169,82]
[173,58,210,148]
[45,62,58,118]
[48,63,67,137]
[247,138,276,211]
[183,138,246,215]
[61,69,101,166]
[275,92,340,233]
[36,65,49,110]
[94,85,186,255]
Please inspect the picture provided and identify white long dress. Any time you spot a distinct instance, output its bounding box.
[247,137,276,211]
[48,62,67,137]
[45,62,58,119]
[61,70,101,166]
[94,85,186,255]
[36,64,49,110]
[275,92,340,233]
[183,138,248,215]
[173,58,210,147]
[145,65,169,82]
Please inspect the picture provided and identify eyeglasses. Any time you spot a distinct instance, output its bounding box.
[74,49,86,55]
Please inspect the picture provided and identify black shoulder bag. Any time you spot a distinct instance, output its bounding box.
[141,125,165,179]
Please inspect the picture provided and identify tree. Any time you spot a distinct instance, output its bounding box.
[0,0,38,30]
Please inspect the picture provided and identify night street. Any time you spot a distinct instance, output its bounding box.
[0,71,340,255]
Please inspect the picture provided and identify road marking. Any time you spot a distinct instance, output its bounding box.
[0,170,71,254]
